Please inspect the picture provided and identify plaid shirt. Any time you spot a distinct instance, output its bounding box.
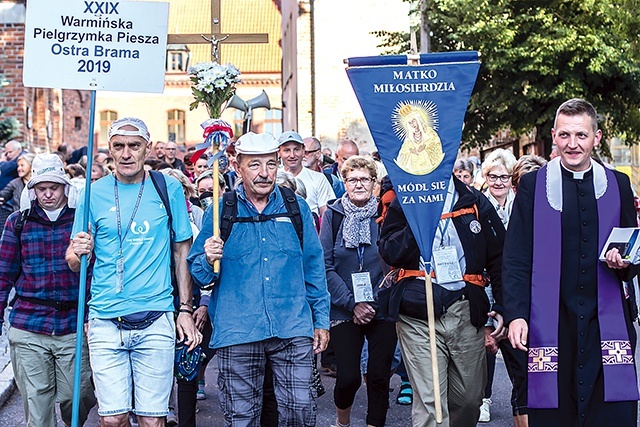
[0,203,88,335]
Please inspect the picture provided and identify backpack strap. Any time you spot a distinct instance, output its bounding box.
[323,171,334,185]
[331,209,344,244]
[220,190,238,243]
[279,186,303,248]
[219,186,304,248]
[148,171,178,295]
[14,209,29,240]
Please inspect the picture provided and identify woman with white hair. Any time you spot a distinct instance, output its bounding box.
[481,149,517,227]
[479,148,528,426]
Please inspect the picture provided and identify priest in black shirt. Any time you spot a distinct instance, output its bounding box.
[503,98,639,426]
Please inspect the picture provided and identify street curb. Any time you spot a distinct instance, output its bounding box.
[0,361,15,408]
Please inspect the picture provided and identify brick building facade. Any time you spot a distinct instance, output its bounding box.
[0,1,90,152]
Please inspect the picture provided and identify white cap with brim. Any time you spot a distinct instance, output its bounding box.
[21,154,78,211]
[27,154,72,189]
[277,130,304,145]
[235,132,280,155]
[108,117,150,142]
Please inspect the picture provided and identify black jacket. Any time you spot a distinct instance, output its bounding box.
[378,177,505,328]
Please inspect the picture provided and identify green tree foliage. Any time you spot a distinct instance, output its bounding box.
[376,0,640,151]
[0,75,20,145]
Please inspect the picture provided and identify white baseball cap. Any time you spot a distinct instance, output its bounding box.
[27,154,72,189]
[235,132,280,155]
[108,117,150,142]
[277,130,304,146]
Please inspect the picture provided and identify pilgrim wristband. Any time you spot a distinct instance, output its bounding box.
[179,308,194,315]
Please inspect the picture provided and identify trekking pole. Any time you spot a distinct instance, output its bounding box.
[71,90,96,427]
[424,273,443,423]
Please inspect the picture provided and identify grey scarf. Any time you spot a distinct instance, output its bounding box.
[341,194,378,248]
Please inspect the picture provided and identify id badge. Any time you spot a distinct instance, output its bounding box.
[432,246,463,284]
[116,256,125,294]
[352,271,374,303]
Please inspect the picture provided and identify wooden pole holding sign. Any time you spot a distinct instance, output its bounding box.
[212,148,221,272]
[168,0,268,273]
[425,274,443,424]
[406,35,442,423]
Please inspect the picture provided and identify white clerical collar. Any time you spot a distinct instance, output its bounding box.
[546,157,608,212]
[559,161,591,180]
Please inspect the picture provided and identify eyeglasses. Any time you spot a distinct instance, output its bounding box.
[486,173,512,183]
[345,177,373,186]
[304,149,320,155]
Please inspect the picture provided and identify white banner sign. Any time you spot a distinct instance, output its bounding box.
[23,0,169,93]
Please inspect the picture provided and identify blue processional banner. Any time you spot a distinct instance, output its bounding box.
[346,52,480,269]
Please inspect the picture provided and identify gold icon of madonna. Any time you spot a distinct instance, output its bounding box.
[392,101,445,175]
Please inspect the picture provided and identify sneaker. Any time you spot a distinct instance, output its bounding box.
[197,388,207,400]
[478,398,491,423]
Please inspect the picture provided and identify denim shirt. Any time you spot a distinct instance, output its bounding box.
[187,184,330,349]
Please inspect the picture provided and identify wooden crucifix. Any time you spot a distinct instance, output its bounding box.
[167,0,269,63]
[168,0,269,272]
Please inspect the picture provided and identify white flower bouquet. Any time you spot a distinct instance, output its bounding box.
[187,62,241,118]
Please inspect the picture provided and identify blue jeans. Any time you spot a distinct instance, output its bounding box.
[88,312,175,417]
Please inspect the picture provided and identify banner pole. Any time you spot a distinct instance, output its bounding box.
[425,274,443,423]
[71,89,96,427]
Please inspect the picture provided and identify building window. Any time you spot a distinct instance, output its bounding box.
[74,116,82,131]
[168,109,185,143]
[99,110,117,146]
[264,109,282,136]
[611,137,631,166]
[233,110,244,137]
[166,44,190,73]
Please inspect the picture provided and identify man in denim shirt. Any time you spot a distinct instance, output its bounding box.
[188,132,330,427]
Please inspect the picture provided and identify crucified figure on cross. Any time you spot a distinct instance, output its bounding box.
[201,34,230,62]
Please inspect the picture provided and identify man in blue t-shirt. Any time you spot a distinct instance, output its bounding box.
[70,117,200,427]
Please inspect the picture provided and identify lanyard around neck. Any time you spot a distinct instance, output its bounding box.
[114,173,146,256]
[437,190,457,247]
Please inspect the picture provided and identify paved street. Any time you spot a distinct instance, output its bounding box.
[0,351,519,426]
[0,322,638,426]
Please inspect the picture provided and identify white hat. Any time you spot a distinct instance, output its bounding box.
[108,117,150,142]
[235,132,279,155]
[21,154,79,211]
[277,130,304,146]
[27,154,72,189]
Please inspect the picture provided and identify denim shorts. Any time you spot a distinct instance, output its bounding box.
[87,311,175,417]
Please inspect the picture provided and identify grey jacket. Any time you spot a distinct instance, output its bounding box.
[319,198,385,321]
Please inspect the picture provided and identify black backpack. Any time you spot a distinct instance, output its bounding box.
[220,186,304,247]
[148,171,178,295]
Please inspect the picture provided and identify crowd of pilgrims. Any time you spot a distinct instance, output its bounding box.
[0,130,634,427]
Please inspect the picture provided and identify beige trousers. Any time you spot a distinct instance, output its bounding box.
[9,327,96,427]
[397,300,486,427]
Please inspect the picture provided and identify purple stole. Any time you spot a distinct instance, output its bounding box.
[529,164,639,408]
